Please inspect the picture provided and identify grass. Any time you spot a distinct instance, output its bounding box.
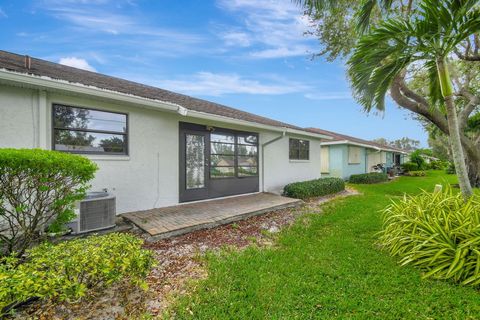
[171,171,480,319]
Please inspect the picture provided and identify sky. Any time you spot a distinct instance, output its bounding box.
[0,0,427,145]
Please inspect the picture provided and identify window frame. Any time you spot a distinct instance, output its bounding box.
[209,129,259,179]
[348,146,362,164]
[51,103,129,155]
[289,138,310,161]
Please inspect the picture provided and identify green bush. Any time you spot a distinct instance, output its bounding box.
[446,162,456,174]
[0,233,154,316]
[406,170,427,177]
[409,150,427,170]
[283,177,345,200]
[428,160,448,170]
[401,162,419,172]
[0,149,98,255]
[349,172,388,184]
[378,187,480,287]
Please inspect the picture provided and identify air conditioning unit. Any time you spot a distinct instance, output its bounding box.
[67,192,116,234]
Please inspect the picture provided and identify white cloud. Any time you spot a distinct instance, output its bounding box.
[216,0,315,58]
[155,72,309,96]
[59,57,96,72]
[0,8,7,18]
[304,92,352,101]
[250,45,312,59]
[221,31,252,47]
[40,3,204,40]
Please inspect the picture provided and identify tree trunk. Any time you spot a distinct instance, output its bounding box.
[467,155,480,187]
[390,75,480,189]
[445,95,474,198]
[437,58,473,199]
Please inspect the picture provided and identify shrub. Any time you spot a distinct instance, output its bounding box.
[428,160,447,170]
[349,172,388,184]
[378,187,480,287]
[283,177,345,200]
[0,149,98,255]
[409,150,427,170]
[0,233,154,316]
[406,170,426,177]
[401,161,419,172]
[446,162,456,174]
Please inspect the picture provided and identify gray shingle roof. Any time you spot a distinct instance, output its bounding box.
[0,50,306,131]
[306,127,407,153]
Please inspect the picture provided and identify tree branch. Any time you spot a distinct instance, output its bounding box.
[390,76,449,133]
[458,89,480,130]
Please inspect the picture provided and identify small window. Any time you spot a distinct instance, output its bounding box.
[52,104,128,155]
[289,138,309,160]
[348,146,362,164]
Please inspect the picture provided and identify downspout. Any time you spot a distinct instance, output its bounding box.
[261,130,286,193]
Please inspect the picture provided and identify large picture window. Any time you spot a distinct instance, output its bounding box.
[52,104,128,155]
[289,138,309,160]
[210,131,258,178]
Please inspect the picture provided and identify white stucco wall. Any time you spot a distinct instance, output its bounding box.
[0,85,38,148]
[262,133,322,194]
[0,83,324,213]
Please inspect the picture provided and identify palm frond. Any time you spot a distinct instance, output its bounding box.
[293,0,338,13]
[425,60,443,108]
[348,19,414,111]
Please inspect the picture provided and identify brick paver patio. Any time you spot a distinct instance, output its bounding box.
[122,193,302,239]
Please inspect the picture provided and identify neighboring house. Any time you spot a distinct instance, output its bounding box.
[0,51,332,214]
[306,128,408,180]
[420,154,439,164]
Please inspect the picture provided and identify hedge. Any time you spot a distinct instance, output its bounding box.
[0,233,154,316]
[406,170,426,177]
[283,177,345,200]
[349,172,388,184]
[0,148,98,255]
[401,162,419,172]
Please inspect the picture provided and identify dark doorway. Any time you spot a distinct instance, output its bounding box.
[394,153,401,166]
[179,122,259,202]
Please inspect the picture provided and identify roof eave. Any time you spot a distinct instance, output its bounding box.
[0,69,331,140]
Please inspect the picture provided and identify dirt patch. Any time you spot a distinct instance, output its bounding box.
[12,189,358,319]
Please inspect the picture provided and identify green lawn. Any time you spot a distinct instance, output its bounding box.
[171,171,480,319]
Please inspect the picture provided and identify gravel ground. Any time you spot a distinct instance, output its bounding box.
[12,189,358,319]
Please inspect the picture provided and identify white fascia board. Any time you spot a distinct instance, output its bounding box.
[185,109,331,140]
[0,69,181,112]
[0,69,331,140]
[321,140,381,151]
[321,139,409,154]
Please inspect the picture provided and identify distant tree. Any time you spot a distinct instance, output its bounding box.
[99,136,124,153]
[373,137,389,146]
[373,137,420,152]
[296,0,480,196]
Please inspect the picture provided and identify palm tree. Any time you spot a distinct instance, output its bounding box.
[348,0,479,199]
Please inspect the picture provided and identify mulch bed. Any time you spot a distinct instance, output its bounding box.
[11,189,358,319]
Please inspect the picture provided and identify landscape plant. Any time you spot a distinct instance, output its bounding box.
[378,187,480,286]
[283,177,344,200]
[0,149,98,255]
[349,172,388,184]
[409,150,427,170]
[405,170,426,177]
[401,162,419,172]
[0,233,154,316]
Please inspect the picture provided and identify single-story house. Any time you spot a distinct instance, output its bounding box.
[0,51,332,214]
[306,128,408,180]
